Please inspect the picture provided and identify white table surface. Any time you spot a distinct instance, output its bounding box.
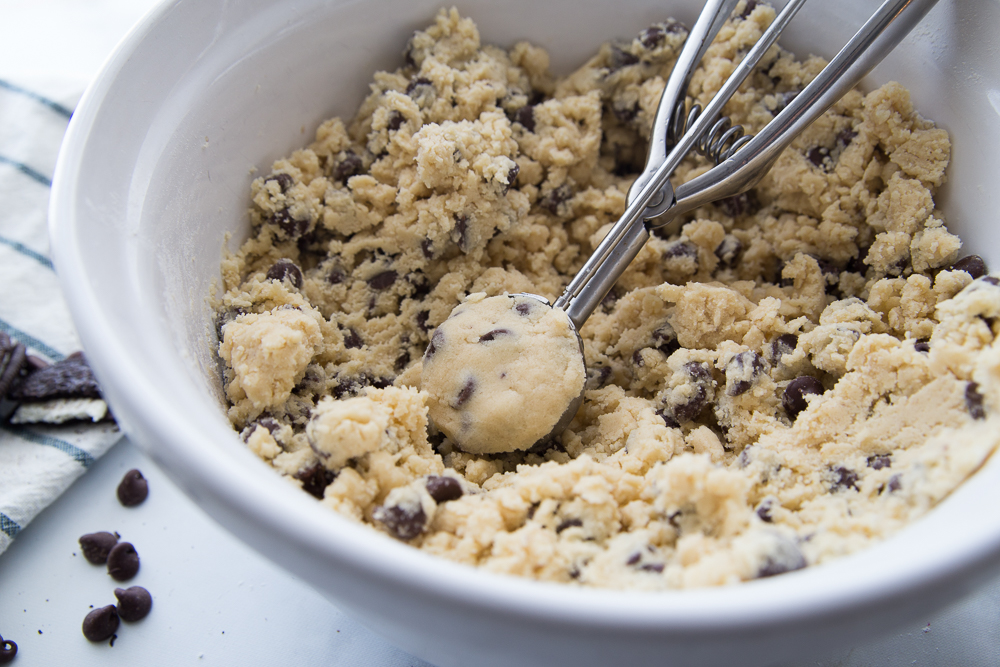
[2,1,999,665]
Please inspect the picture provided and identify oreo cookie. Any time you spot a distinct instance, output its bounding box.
[7,352,112,425]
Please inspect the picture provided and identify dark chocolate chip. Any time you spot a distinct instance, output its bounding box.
[655,409,680,429]
[950,255,987,279]
[727,351,765,396]
[82,605,119,642]
[608,45,639,70]
[294,463,337,500]
[343,328,363,350]
[394,350,411,373]
[867,454,891,470]
[452,214,470,252]
[503,163,519,195]
[966,382,986,420]
[405,77,433,96]
[515,301,532,316]
[271,207,309,238]
[9,352,101,401]
[831,466,858,491]
[626,552,641,566]
[368,270,397,291]
[424,329,443,358]
[717,191,758,218]
[79,532,119,565]
[454,378,476,407]
[387,110,405,132]
[425,475,463,503]
[106,542,139,581]
[539,184,573,214]
[479,329,512,343]
[586,365,613,390]
[514,105,535,132]
[913,339,930,353]
[331,152,364,183]
[664,241,698,261]
[886,474,902,493]
[327,267,346,285]
[782,376,824,419]
[0,636,16,663]
[420,239,435,260]
[756,499,774,523]
[601,287,621,311]
[652,327,680,357]
[770,90,800,117]
[714,236,743,267]
[373,502,427,541]
[116,469,148,507]
[631,349,646,368]
[757,543,806,578]
[806,146,829,167]
[672,362,713,423]
[612,101,638,123]
[266,260,303,288]
[984,277,1000,286]
[639,25,664,49]
[770,333,798,361]
[416,310,431,333]
[837,129,857,146]
[555,518,583,534]
[114,586,152,622]
[264,173,293,193]
[739,0,759,18]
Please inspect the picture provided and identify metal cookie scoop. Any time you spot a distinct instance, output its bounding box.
[531,0,941,444]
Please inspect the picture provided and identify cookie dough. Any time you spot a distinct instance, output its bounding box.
[215,4,1000,590]
[421,292,585,453]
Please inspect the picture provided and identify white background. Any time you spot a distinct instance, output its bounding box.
[1,1,998,664]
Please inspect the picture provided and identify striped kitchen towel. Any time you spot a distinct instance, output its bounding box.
[0,79,122,555]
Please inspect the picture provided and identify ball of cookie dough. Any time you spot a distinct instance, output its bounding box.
[421,293,586,454]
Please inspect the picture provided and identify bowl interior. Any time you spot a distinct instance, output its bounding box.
[51,0,1000,663]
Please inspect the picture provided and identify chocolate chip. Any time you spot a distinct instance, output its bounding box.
[717,191,758,218]
[82,605,119,642]
[770,334,798,362]
[867,454,891,470]
[264,173,293,193]
[652,326,680,357]
[420,239,435,259]
[639,25,664,49]
[770,90,799,117]
[950,255,987,279]
[106,542,140,581]
[416,311,431,332]
[886,474,902,493]
[452,214,470,252]
[425,475,463,503]
[503,164,519,195]
[727,351,765,396]
[739,0,759,18]
[664,241,698,261]
[331,152,364,183]
[782,376,824,418]
[0,334,26,399]
[608,45,639,70]
[114,586,152,622]
[757,542,806,578]
[266,259,303,288]
[831,466,858,491]
[394,350,411,373]
[555,518,583,534]
[424,329,443,358]
[612,101,638,123]
[966,382,986,420]
[405,77,433,96]
[79,532,119,565]
[806,146,829,168]
[656,409,680,428]
[514,105,535,132]
[671,362,713,423]
[368,270,397,291]
[387,110,404,132]
[116,469,148,507]
[515,301,532,316]
[373,502,427,541]
[640,563,665,573]
[714,236,743,267]
[0,636,16,663]
[479,328,512,343]
[984,276,1000,286]
[539,184,573,214]
[586,365,612,390]
[454,378,476,407]
[846,252,867,275]
[756,499,774,523]
[837,129,858,146]
[343,327,363,349]
[327,267,346,285]
[9,352,101,401]
[914,339,930,353]
[294,463,337,500]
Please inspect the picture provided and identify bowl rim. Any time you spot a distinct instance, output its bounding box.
[47,0,1000,638]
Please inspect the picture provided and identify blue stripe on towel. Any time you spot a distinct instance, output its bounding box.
[0,154,52,187]
[0,319,65,361]
[0,79,74,119]
[0,235,53,269]
[0,512,21,539]
[1,425,96,468]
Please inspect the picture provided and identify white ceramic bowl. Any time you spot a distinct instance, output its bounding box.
[49,0,1000,665]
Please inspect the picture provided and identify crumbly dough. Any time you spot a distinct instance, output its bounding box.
[215,4,1000,590]
[421,292,585,453]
